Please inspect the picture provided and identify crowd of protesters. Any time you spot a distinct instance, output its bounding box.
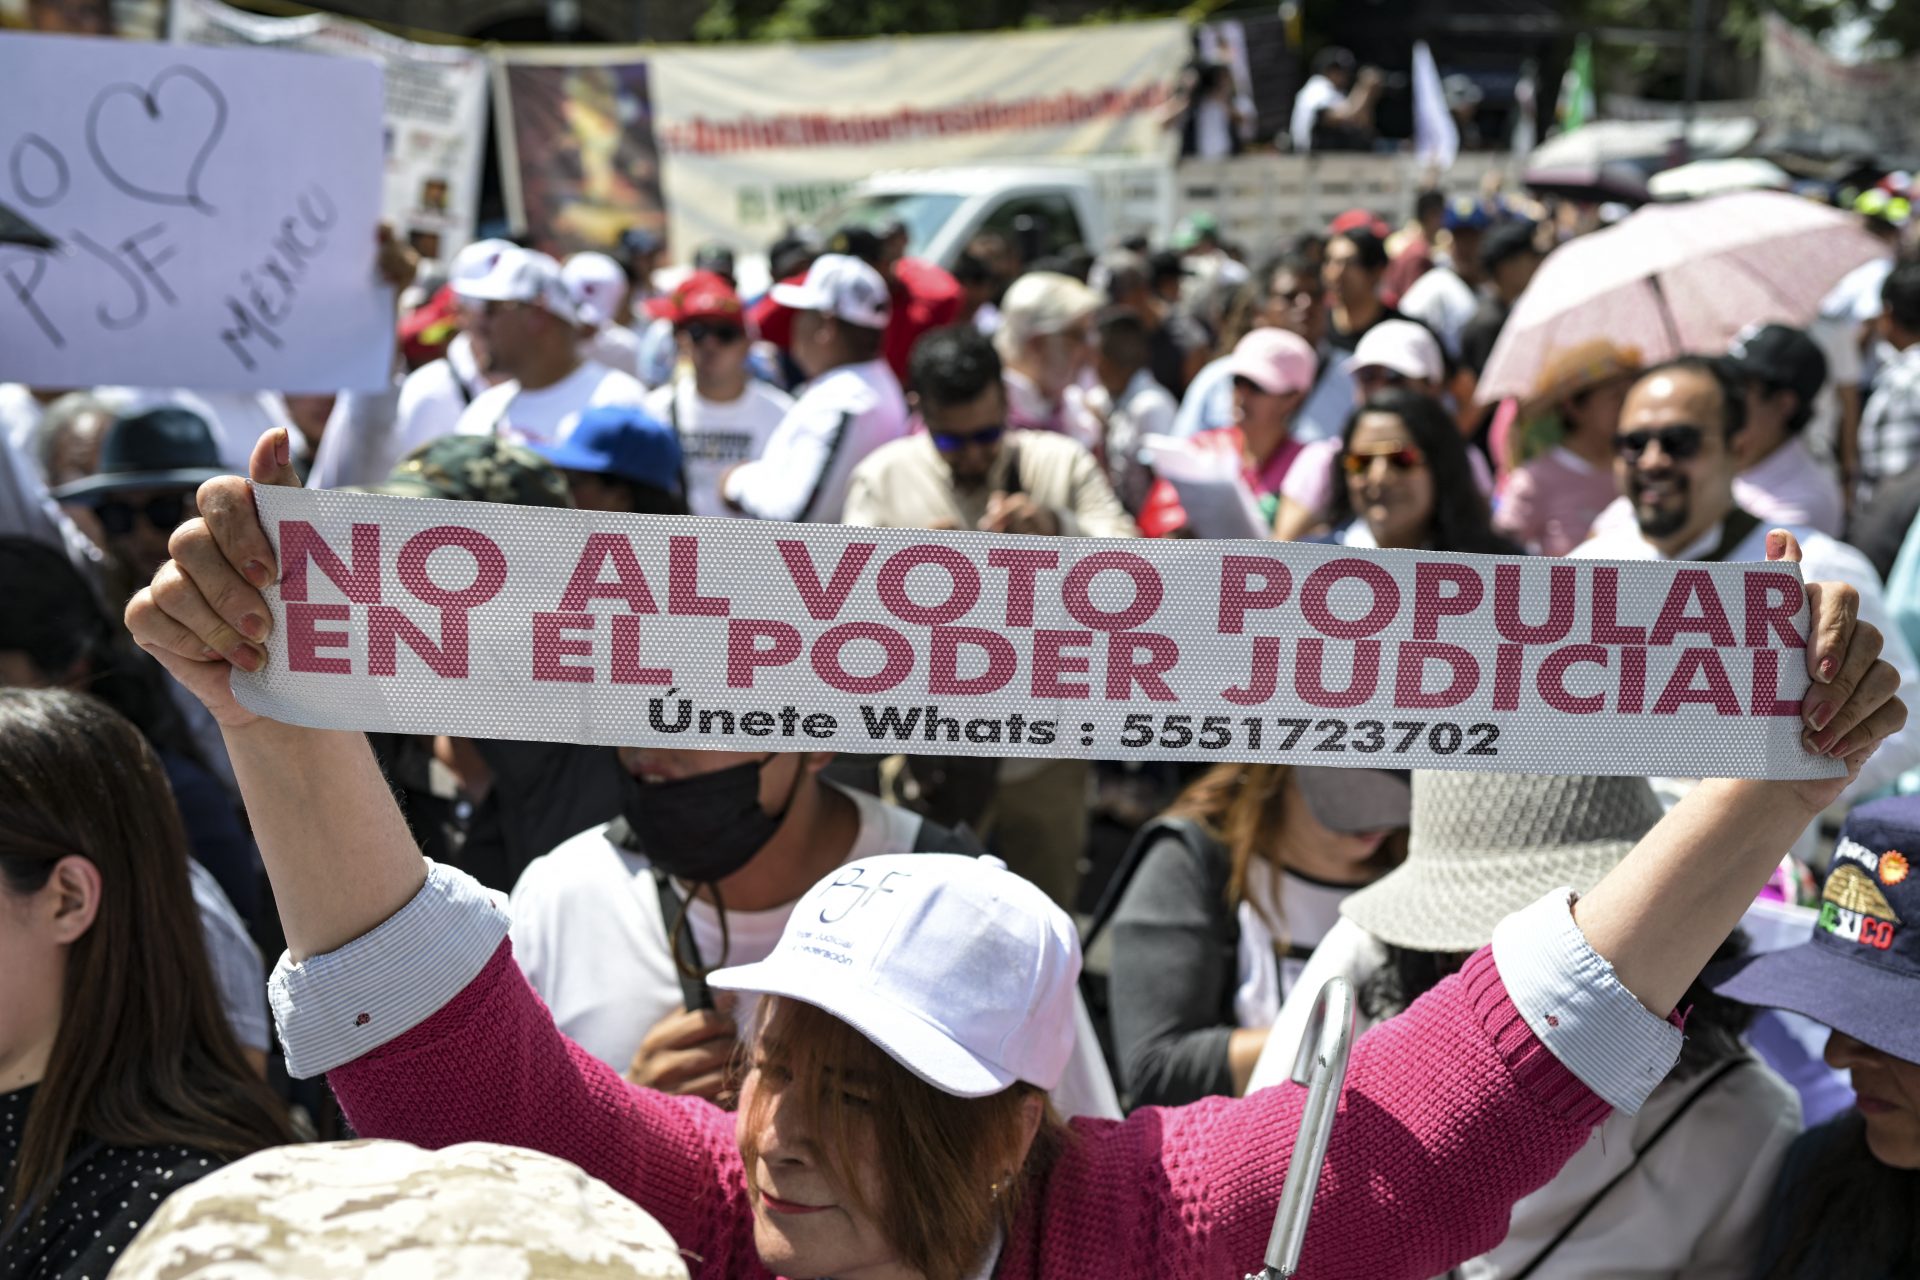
[5,156,1920,1280]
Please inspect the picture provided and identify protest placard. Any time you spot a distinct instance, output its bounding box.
[0,33,390,392]
[169,0,489,264]
[232,488,1843,781]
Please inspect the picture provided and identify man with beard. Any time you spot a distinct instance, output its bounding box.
[1572,356,1919,797]
[506,745,1120,1119]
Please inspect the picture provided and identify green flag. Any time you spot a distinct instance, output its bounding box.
[1558,35,1595,132]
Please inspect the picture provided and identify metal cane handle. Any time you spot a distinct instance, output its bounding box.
[1243,976,1356,1280]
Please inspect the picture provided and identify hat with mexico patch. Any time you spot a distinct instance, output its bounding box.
[1710,795,1920,1064]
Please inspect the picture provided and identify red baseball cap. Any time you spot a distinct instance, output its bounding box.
[646,270,745,325]
[1329,207,1389,238]
[398,285,461,367]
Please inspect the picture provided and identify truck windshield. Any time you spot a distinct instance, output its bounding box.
[821,192,964,258]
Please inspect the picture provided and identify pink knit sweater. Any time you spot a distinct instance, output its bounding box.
[330,941,1609,1280]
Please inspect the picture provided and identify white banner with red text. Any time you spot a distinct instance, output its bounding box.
[231,488,1844,780]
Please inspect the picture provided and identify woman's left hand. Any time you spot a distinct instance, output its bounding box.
[1773,529,1907,812]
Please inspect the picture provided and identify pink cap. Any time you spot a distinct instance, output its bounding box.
[1227,327,1318,396]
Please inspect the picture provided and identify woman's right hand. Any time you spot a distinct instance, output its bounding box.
[125,429,304,731]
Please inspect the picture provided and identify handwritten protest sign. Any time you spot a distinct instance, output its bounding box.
[0,34,390,392]
[231,490,1843,781]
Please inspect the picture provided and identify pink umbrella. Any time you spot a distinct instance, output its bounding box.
[1477,191,1887,403]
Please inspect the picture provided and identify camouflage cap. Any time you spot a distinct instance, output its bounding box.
[114,1140,691,1279]
[372,435,575,508]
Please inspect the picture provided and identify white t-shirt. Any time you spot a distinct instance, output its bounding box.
[1231,859,1362,1030]
[1397,266,1481,361]
[1290,74,1344,151]
[585,323,646,382]
[722,358,908,522]
[1192,97,1235,158]
[390,333,490,460]
[454,359,650,449]
[509,783,1122,1120]
[1736,435,1845,539]
[644,377,792,518]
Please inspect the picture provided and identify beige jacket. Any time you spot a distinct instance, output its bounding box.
[842,429,1138,538]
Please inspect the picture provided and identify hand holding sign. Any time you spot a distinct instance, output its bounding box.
[0,34,390,392]
[128,427,302,729]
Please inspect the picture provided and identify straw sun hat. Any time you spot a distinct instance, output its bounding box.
[1338,772,1665,952]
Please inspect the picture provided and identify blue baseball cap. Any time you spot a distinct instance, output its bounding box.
[1443,198,1494,233]
[1710,795,1920,1063]
[534,406,683,496]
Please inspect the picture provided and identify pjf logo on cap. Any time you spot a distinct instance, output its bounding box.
[816,865,912,924]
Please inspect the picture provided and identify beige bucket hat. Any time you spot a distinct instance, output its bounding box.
[1338,771,1664,952]
[114,1139,690,1279]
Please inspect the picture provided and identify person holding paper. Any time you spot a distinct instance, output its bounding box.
[450,246,649,450]
[126,424,1907,1280]
[1138,328,1318,537]
[1573,356,1920,797]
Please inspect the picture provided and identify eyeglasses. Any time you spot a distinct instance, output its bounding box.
[930,424,1006,453]
[1615,425,1706,462]
[1341,446,1425,475]
[95,492,189,537]
[682,321,744,345]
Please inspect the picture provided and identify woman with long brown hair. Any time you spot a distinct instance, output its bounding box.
[0,689,293,1279]
[1095,763,1407,1107]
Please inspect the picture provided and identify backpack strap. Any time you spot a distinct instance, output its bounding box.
[1082,816,1226,951]
[1506,1054,1754,1279]
[1700,507,1763,564]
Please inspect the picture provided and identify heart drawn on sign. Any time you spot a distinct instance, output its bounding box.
[84,64,229,215]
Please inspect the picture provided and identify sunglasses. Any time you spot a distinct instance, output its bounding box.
[931,425,1006,453]
[96,492,190,537]
[1615,425,1706,462]
[1355,367,1412,390]
[1341,446,1425,475]
[682,321,745,345]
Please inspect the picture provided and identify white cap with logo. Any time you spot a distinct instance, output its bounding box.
[770,253,892,330]
[562,251,630,330]
[454,244,581,326]
[1346,318,1445,385]
[707,853,1079,1096]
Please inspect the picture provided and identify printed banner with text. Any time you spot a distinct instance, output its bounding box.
[497,23,1187,261]
[231,489,1842,781]
[170,0,490,264]
[0,33,391,391]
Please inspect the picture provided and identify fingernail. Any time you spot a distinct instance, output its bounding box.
[238,613,266,641]
[227,645,262,672]
[243,560,271,588]
[1828,735,1852,758]
[274,429,291,467]
[1766,531,1785,558]
[1806,700,1834,731]
[1809,728,1835,753]
[201,646,222,662]
[1817,657,1837,683]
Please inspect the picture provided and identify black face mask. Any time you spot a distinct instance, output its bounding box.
[617,755,791,883]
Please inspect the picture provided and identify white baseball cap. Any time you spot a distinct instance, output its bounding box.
[770,253,891,329]
[563,251,630,330]
[1346,318,1445,386]
[449,238,517,288]
[707,853,1079,1097]
[455,244,581,326]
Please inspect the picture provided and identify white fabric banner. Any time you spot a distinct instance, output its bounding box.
[638,22,1188,257]
[0,33,390,392]
[232,488,1843,781]
[1759,14,1920,155]
[170,0,489,265]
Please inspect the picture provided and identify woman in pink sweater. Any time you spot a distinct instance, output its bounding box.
[128,430,1908,1280]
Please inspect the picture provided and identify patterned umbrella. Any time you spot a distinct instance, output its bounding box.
[1476,191,1886,404]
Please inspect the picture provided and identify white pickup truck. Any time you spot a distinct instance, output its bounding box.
[811,152,1510,273]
